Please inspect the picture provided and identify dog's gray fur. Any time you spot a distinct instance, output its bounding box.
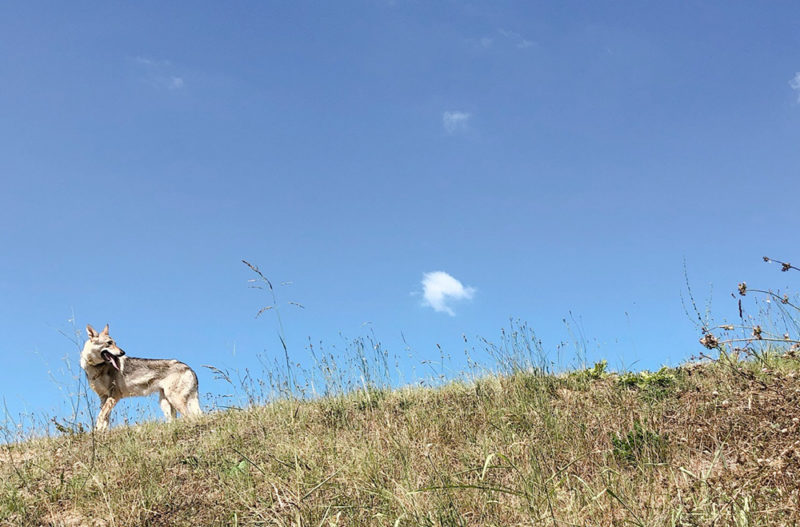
[80,324,202,431]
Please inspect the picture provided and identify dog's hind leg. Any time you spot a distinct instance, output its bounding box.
[95,396,117,431]
[159,390,177,421]
[185,392,202,416]
[164,389,202,418]
[165,369,202,418]
[162,384,189,416]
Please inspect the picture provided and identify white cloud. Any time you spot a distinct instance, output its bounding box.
[473,29,534,52]
[498,29,534,49]
[790,72,800,101]
[133,56,185,90]
[421,271,475,316]
[442,111,471,134]
[135,56,164,67]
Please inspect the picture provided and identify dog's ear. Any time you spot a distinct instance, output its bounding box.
[101,324,109,336]
[86,324,98,339]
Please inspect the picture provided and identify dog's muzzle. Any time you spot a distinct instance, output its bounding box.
[101,350,124,371]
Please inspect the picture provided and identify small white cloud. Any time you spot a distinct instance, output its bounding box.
[421,271,475,316]
[134,56,156,66]
[133,56,185,90]
[442,111,471,134]
[479,37,493,49]
[134,56,171,67]
[790,72,800,101]
[498,29,535,49]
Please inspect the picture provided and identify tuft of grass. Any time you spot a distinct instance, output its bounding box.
[610,419,669,465]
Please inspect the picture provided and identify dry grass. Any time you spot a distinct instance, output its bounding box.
[2,353,799,526]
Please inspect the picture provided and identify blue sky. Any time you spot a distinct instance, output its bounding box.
[2,2,800,430]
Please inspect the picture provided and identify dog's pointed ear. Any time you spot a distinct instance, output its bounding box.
[101,324,109,336]
[86,324,98,339]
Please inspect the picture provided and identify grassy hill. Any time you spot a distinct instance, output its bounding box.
[2,353,799,526]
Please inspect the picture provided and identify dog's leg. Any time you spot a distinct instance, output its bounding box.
[159,390,177,421]
[165,369,202,418]
[164,388,199,418]
[166,391,190,417]
[185,392,203,416]
[95,396,117,431]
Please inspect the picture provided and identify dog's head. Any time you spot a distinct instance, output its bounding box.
[81,324,126,371]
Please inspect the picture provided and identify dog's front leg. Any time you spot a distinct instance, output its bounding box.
[95,396,118,431]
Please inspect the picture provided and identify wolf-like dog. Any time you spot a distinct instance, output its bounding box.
[80,324,202,431]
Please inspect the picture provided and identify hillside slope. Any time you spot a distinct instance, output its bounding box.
[2,357,799,526]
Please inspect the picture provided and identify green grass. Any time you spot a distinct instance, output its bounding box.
[2,352,800,526]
